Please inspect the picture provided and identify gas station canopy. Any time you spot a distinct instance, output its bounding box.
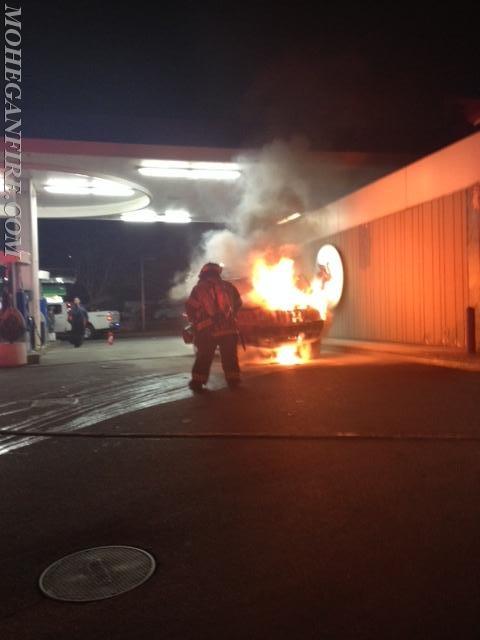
[22,138,409,225]
[23,138,249,224]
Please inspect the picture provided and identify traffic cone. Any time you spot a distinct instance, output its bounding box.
[107,331,114,345]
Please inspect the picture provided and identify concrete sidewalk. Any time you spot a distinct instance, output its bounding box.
[324,337,480,371]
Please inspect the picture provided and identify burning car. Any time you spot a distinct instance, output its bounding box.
[232,256,336,363]
[236,305,324,348]
[183,247,343,365]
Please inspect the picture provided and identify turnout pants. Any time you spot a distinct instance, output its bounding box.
[192,332,240,386]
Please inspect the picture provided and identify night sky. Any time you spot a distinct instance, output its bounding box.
[23,2,479,305]
[24,2,478,152]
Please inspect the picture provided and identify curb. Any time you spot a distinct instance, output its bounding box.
[323,340,480,372]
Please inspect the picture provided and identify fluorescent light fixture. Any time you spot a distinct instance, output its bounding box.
[90,179,134,196]
[277,212,302,225]
[45,185,90,195]
[139,167,192,179]
[121,208,192,223]
[45,177,134,197]
[190,161,241,171]
[140,159,190,169]
[121,209,161,223]
[47,178,89,187]
[55,277,64,283]
[138,160,241,181]
[191,169,240,181]
[158,208,192,223]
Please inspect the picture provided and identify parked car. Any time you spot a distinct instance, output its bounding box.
[47,302,120,339]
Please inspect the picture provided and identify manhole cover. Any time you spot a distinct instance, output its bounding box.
[39,546,156,602]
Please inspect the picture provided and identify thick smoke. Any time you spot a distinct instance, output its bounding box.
[169,138,314,299]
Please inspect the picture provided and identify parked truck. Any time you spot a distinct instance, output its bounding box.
[47,301,120,340]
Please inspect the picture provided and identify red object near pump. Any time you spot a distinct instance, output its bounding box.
[107,331,114,345]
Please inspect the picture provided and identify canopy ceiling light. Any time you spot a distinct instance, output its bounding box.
[277,212,302,225]
[121,209,160,223]
[158,208,192,223]
[121,208,192,223]
[138,160,241,181]
[45,177,134,197]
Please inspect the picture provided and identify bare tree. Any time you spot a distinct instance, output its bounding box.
[73,241,118,308]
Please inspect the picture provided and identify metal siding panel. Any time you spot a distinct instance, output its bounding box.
[404,208,415,343]
[354,227,361,338]
[340,233,351,337]
[359,225,372,337]
[408,206,417,343]
[422,201,435,344]
[353,228,362,338]
[318,187,470,346]
[390,213,400,341]
[381,216,390,339]
[437,197,446,343]
[413,206,424,343]
[340,233,350,337]
[394,211,402,342]
[452,193,464,346]
[362,225,373,338]
[418,204,427,343]
[455,192,468,347]
[381,216,389,340]
[350,228,359,338]
[399,210,410,342]
[460,190,469,347]
[359,227,367,339]
[431,199,443,344]
[443,194,458,346]
[331,233,344,337]
[371,219,382,340]
[382,215,392,340]
[396,211,404,342]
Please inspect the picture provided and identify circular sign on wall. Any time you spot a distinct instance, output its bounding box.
[315,244,344,308]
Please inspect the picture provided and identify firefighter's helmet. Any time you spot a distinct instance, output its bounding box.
[199,262,223,277]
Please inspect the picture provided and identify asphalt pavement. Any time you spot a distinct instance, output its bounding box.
[1,337,479,639]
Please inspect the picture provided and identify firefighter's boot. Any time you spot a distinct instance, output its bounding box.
[188,380,204,394]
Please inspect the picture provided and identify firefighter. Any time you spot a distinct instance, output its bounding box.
[186,262,242,392]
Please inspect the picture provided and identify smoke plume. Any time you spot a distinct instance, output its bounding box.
[169,138,315,299]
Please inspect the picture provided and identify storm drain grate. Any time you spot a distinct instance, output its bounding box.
[39,546,156,602]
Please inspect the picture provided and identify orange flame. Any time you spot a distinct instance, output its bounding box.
[248,257,332,366]
[276,344,302,366]
[250,257,329,319]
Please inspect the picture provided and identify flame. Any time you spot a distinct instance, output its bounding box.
[276,344,302,366]
[250,257,329,318]
[251,257,309,310]
[248,256,334,366]
[275,336,311,366]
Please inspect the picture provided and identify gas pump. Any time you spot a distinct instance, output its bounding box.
[0,254,28,366]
